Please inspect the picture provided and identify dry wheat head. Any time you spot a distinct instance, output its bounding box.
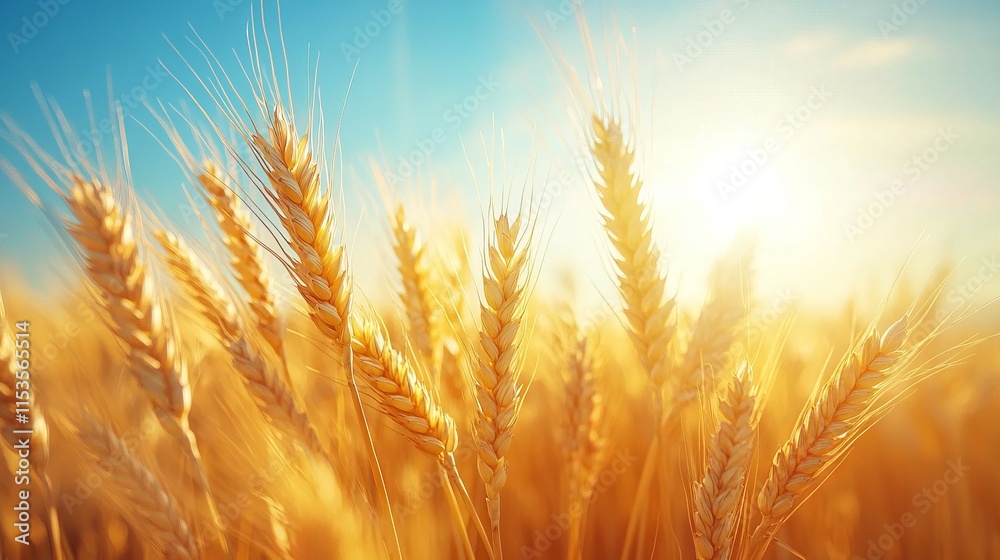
[153,230,330,462]
[692,361,756,560]
[473,211,532,555]
[351,315,458,458]
[78,416,200,559]
[196,160,283,359]
[590,115,674,388]
[753,317,908,545]
[250,107,351,350]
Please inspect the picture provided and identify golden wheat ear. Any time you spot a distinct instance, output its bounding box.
[388,199,439,369]
[750,317,908,554]
[692,361,757,560]
[589,115,675,390]
[76,415,200,559]
[562,325,606,560]
[472,208,537,560]
[195,161,285,362]
[153,230,335,467]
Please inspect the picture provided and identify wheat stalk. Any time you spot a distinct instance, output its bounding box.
[589,115,674,389]
[473,211,533,560]
[248,104,403,559]
[692,361,756,560]
[196,161,284,361]
[563,329,605,560]
[77,416,200,560]
[750,317,908,554]
[153,230,332,464]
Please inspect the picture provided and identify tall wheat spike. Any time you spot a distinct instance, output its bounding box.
[473,211,532,560]
[196,161,284,361]
[692,361,756,560]
[389,201,438,367]
[750,317,908,553]
[563,329,605,560]
[589,115,674,389]
[77,416,200,560]
[59,175,227,552]
[249,104,402,559]
[591,114,677,559]
[153,230,332,464]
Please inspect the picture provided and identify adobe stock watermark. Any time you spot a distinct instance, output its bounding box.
[340,0,409,62]
[843,127,958,243]
[853,459,969,560]
[717,86,832,202]
[7,0,72,54]
[747,287,795,341]
[879,0,931,39]
[543,0,585,29]
[212,0,247,20]
[520,449,638,559]
[383,74,501,187]
[673,0,753,72]
[528,149,589,222]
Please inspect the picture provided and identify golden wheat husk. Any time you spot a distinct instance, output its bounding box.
[64,176,191,429]
[153,230,332,464]
[750,317,908,553]
[389,201,439,367]
[77,416,200,560]
[473,211,533,560]
[692,361,756,560]
[674,241,752,412]
[589,115,675,390]
[196,160,284,361]
[351,314,458,457]
[563,328,605,560]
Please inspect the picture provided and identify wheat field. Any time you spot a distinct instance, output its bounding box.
[0,4,998,560]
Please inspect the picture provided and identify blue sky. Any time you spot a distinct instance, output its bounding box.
[1,0,998,308]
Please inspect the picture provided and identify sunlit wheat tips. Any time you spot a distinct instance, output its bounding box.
[692,361,756,560]
[473,210,534,558]
[153,230,332,464]
[589,114,674,389]
[77,415,200,560]
[196,160,284,361]
[752,317,908,548]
